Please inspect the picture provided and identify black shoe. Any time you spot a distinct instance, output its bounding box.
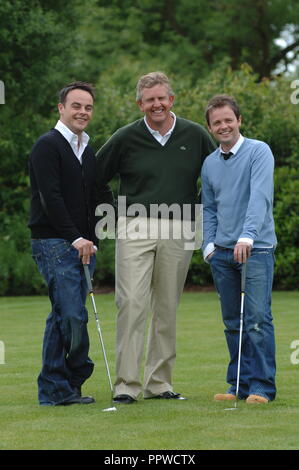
[113,394,136,404]
[57,395,95,406]
[145,391,187,400]
[73,386,94,400]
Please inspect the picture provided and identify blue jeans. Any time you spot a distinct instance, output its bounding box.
[209,247,276,401]
[31,239,96,405]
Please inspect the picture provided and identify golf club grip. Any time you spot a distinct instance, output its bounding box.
[241,263,247,293]
[83,264,93,293]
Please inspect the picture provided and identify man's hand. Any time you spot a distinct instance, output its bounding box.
[234,242,251,263]
[72,238,96,265]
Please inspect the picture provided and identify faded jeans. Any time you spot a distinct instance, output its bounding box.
[209,246,276,401]
[31,238,95,405]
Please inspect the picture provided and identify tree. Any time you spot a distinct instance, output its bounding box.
[0,0,84,294]
[0,0,82,220]
[1,1,299,293]
[79,0,299,81]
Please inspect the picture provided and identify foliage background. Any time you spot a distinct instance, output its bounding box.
[1,0,299,294]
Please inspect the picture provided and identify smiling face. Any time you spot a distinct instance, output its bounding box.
[208,105,242,152]
[58,88,93,135]
[137,84,174,133]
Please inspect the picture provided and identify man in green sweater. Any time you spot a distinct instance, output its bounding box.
[96,72,215,404]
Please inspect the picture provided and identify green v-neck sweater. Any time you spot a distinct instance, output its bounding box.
[96,117,215,219]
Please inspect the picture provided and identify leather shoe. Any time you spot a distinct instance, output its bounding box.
[246,394,268,404]
[214,393,236,401]
[73,386,95,400]
[113,394,136,404]
[145,391,186,400]
[57,395,95,406]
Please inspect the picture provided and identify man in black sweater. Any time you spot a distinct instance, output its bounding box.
[28,81,100,406]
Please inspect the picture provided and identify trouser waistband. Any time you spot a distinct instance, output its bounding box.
[215,244,233,251]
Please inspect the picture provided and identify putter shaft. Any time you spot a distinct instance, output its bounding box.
[89,291,114,394]
[83,265,114,399]
[230,263,247,410]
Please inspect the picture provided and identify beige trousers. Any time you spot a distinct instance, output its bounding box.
[114,217,194,399]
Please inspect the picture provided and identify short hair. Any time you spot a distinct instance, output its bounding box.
[136,71,174,101]
[205,94,241,125]
[58,81,95,105]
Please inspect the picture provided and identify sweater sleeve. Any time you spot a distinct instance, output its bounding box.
[30,138,82,242]
[95,130,126,215]
[201,129,217,162]
[239,143,275,241]
[95,130,123,186]
[201,160,218,252]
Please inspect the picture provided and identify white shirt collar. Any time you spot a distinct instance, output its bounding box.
[55,120,89,162]
[220,134,244,155]
[144,112,176,145]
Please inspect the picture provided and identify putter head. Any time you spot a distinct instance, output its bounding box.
[225,402,238,411]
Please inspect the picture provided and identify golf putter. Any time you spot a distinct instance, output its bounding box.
[225,262,247,411]
[83,264,117,412]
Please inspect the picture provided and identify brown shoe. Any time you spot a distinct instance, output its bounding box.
[214,393,236,401]
[246,394,268,404]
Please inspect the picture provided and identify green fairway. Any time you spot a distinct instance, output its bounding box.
[0,291,298,450]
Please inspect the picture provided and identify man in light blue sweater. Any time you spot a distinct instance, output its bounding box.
[201,94,277,404]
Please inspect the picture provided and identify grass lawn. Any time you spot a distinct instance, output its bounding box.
[0,290,298,451]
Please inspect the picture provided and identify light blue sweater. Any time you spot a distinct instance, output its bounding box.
[201,137,277,251]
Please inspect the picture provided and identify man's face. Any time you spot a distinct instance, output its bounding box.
[58,89,93,135]
[137,84,174,130]
[208,105,241,151]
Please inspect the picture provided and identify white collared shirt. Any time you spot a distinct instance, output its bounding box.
[55,120,90,164]
[144,112,176,146]
[220,134,244,156]
[54,120,95,248]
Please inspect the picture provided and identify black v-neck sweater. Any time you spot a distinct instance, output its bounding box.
[28,129,98,244]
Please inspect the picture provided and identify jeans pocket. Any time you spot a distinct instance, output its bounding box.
[207,249,217,263]
[32,252,44,278]
[48,240,72,262]
[31,242,44,275]
[252,248,274,255]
